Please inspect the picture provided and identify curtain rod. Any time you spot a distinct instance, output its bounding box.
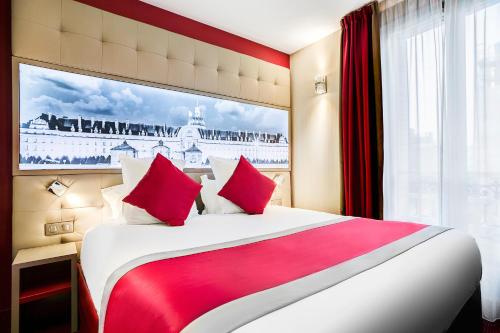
[379,0,445,12]
[340,1,378,22]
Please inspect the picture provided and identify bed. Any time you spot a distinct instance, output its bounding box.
[79,205,481,333]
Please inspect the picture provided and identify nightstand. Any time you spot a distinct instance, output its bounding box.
[11,243,77,333]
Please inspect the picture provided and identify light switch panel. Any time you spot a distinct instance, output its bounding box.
[45,221,74,236]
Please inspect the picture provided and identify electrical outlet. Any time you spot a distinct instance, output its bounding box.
[45,221,74,236]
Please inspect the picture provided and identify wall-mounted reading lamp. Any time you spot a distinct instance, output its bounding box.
[314,75,327,94]
[47,180,69,197]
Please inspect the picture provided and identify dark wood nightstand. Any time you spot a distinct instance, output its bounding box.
[11,243,77,333]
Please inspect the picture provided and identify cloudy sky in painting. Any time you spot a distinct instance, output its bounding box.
[19,64,288,135]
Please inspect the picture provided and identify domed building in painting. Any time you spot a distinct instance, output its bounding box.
[19,105,288,170]
[110,141,137,164]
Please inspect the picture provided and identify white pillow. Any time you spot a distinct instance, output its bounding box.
[200,175,218,214]
[101,184,127,219]
[208,156,238,185]
[122,201,199,225]
[122,204,162,225]
[200,175,243,214]
[120,155,185,193]
[101,183,198,223]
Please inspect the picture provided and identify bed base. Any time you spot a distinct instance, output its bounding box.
[77,264,98,333]
[77,264,481,333]
[447,286,482,333]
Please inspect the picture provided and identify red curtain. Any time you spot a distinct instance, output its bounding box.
[340,3,383,219]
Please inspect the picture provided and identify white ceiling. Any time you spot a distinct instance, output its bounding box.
[140,0,370,54]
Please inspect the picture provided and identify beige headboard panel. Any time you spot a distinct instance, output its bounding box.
[11,0,290,108]
[11,0,293,256]
[12,172,291,255]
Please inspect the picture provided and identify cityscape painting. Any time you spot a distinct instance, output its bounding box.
[18,64,289,170]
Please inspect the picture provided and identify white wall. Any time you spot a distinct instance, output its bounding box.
[291,31,343,213]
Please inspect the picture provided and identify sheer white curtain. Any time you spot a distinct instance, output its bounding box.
[380,0,500,322]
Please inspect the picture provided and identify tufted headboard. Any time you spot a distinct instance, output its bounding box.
[12,171,291,256]
[11,0,290,108]
[10,0,293,257]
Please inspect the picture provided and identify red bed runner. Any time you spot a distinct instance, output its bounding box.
[103,218,426,333]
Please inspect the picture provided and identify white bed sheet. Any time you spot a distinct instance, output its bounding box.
[80,206,481,333]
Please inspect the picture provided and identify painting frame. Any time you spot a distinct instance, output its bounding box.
[12,57,292,176]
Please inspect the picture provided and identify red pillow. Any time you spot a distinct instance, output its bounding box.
[123,154,202,226]
[218,156,276,214]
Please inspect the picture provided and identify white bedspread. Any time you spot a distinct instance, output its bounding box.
[81,206,481,333]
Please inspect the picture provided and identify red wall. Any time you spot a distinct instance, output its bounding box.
[76,0,290,68]
[0,0,12,330]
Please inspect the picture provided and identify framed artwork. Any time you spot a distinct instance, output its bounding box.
[17,63,289,171]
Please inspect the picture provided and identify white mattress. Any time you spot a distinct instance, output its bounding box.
[81,206,481,333]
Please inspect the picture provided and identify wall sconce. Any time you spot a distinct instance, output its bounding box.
[47,180,69,197]
[314,75,327,94]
